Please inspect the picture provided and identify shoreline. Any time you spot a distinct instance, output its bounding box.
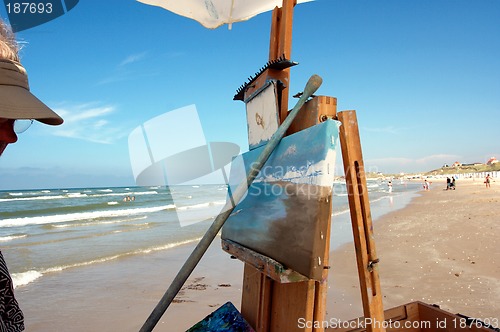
[20,178,500,331]
[14,185,422,331]
[326,183,421,320]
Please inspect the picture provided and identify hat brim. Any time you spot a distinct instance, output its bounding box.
[0,60,63,125]
[0,85,63,125]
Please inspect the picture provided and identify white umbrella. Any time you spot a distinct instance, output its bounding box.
[137,0,313,29]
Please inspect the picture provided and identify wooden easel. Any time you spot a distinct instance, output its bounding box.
[224,1,385,331]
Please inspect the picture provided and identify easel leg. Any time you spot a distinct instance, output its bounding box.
[241,263,272,331]
[241,263,324,332]
[337,110,385,332]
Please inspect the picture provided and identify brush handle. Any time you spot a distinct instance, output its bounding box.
[139,74,323,332]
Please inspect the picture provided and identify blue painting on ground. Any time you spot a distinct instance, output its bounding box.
[187,302,254,332]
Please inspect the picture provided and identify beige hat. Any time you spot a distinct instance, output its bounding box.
[0,59,63,125]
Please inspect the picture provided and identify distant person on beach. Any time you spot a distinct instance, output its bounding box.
[423,179,430,191]
[485,174,491,188]
[1,19,63,331]
[450,177,456,190]
[446,177,451,190]
[388,180,393,193]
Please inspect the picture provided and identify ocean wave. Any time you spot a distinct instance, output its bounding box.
[91,191,158,198]
[0,234,27,242]
[0,205,175,228]
[12,237,201,288]
[51,216,148,229]
[12,270,42,289]
[176,200,226,211]
[67,193,88,198]
[370,195,399,204]
[1,190,160,202]
[332,208,350,217]
[0,195,66,202]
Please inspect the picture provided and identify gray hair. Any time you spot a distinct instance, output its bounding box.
[0,19,20,62]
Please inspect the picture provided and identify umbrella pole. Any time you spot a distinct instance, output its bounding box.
[139,74,323,332]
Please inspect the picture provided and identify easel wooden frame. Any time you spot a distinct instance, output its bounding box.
[223,1,385,331]
[222,106,384,332]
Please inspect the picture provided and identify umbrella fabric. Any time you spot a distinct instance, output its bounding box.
[137,0,313,29]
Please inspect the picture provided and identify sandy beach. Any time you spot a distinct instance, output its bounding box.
[14,178,499,331]
[330,178,500,323]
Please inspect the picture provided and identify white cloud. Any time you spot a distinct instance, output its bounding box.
[49,103,128,144]
[97,52,149,85]
[57,106,114,122]
[119,52,147,66]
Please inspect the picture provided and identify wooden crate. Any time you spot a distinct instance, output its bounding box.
[327,302,498,332]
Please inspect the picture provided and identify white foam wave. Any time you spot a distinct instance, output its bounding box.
[0,195,65,202]
[332,209,350,217]
[107,201,119,205]
[132,238,201,254]
[52,216,148,228]
[0,205,175,227]
[8,192,23,196]
[0,191,157,203]
[0,234,27,242]
[176,200,225,211]
[12,270,42,289]
[12,237,201,288]
[177,202,209,210]
[371,195,395,204]
[67,193,87,198]
[91,191,158,198]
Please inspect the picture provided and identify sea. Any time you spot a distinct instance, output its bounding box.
[0,180,422,290]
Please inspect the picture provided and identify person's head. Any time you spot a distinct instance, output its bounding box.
[0,19,63,156]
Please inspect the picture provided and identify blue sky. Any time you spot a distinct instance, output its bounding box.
[1,0,499,190]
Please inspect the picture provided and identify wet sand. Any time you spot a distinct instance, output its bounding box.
[15,178,499,331]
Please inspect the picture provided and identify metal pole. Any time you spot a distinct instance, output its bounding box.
[139,74,322,332]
